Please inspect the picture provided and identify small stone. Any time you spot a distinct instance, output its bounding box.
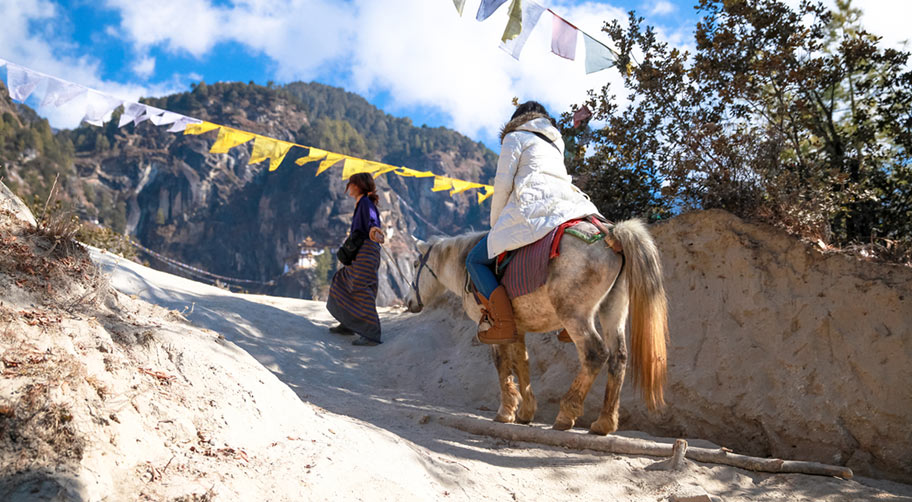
[670,486,713,502]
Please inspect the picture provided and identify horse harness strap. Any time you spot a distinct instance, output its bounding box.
[587,216,624,254]
[412,244,438,308]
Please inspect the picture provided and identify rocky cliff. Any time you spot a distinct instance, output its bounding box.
[1,81,496,305]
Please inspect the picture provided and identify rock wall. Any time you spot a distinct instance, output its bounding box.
[617,209,911,481]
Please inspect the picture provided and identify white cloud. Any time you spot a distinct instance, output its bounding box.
[648,1,676,17]
[132,55,156,78]
[9,0,909,144]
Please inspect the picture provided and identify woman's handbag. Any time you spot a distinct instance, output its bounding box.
[336,230,366,266]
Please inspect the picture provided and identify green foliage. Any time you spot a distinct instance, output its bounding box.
[563,0,912,261]
[310,247,337,297]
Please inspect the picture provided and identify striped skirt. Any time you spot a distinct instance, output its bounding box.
[326,240,381,342]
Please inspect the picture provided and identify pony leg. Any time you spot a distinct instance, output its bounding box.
[590,272,630,435]
[507,338,536,424]
[553,319,608,431]
[492,344,520,423]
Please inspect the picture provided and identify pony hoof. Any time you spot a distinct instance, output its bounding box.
[515,416,532,425]
[589,419,616,436]
[552,418,574,431]
[494,414,516,424]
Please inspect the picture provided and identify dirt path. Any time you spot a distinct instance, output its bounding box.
[91,249,912,501]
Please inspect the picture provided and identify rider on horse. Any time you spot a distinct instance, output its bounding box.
[466,101,601,344]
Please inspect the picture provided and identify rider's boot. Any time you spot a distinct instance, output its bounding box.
[474,285,518,344]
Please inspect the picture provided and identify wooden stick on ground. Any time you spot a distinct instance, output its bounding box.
[434,414,853,480]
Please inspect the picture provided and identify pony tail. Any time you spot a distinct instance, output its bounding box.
[368,192,380,206]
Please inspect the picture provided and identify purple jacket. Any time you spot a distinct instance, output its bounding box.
[351,196,381,236]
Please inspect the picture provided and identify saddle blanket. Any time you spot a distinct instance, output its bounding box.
[497,218,603,299]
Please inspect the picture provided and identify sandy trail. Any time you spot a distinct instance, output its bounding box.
[90,248,912,501]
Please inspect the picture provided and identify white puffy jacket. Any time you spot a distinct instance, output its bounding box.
[487,114,601,258]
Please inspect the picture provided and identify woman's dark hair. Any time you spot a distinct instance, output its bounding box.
[511,100,555,127]
[347,172,380,206]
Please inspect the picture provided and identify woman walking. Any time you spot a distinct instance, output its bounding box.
[326,173,385,346]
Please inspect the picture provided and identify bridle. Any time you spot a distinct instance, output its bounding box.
[410,244,438,309]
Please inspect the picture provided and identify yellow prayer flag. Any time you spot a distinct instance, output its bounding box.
[372,164,400,178]
[477,185,495,204]
[341,158,367,179]
[450,179,484,195]
[396,167,435,178]
[209,127,255,154]
[316,153,345,176]
[295,147,329,168]
[432,176,455,192]
[249,135,294,171]
[501,0,523,42]
[183,121,219,135]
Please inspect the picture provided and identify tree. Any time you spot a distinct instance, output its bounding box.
[563,0,912,260]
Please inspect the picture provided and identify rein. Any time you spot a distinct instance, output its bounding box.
[410,244,438,309]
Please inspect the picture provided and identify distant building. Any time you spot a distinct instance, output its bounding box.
[290,236,324,271]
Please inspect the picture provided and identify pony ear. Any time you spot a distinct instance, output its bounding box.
[415,239,428,253]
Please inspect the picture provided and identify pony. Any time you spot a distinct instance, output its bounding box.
[405,219,668,434]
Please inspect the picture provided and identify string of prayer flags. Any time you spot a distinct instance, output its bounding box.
[453,0,467,16]
[499,1,545,59]
[249,135,294,171]
[550,13,578,60]
[501,0,524,43]
[1,59,496,206]
[583,33,617,73]
[476,0,509,21]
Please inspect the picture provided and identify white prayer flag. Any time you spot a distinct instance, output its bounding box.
[119,102,147,127]
[6,63,44,102]
[83,91,123,126]
[150,110,184,126]
[583,33,617,74]
[40,77,86,108]
[167,116,202,133]
[550,13,578,60]
[499,1,546,60]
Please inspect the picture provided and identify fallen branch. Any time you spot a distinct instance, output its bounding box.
[435,414,852,479]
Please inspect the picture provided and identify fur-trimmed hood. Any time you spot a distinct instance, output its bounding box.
[499,112,560,144]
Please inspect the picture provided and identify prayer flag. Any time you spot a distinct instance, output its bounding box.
[572,105,592,128]
[372,164,400,178]
[295,147,329,171]
[150,110,184,126]
[476,0,508,21]
[477,185,495,204]
[551,13,578,60]
[432,176,455,192]
[316,153,345,176]
[453,0,466,15]
[209,127,255,154]
[501,0,523,43]
[168,117,201,133]
[83,91,123,126]
[249,135,294,171]
[450,179,485,195]
[499,0,545,60]
[119,102,148,128]
[184,121,220,135]
[6,63,43,102]
[396,167,436,178]
[583,33,617,74]
[40,77,85,108]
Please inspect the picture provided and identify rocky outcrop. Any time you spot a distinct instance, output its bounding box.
[0,180,36,227]
[616,210,912,482]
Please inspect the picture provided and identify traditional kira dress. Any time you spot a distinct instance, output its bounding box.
[326,196,382,343]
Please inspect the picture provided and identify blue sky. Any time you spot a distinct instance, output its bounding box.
[1,0,908,151]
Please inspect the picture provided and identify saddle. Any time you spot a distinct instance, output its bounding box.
[468,216,621,343]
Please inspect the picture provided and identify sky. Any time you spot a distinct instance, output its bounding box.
[0,0,910,151]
